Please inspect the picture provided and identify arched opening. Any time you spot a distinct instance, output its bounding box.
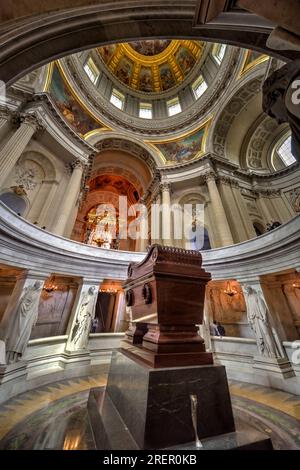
[0,191,28,216]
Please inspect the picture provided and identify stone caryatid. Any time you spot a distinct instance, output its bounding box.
[69,286,97,350]
[243,285,284,359]
[3,281,43,364]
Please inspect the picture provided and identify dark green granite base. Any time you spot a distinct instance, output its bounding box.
[87,350,248,450]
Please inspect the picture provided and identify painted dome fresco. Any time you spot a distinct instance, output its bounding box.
[98,40,203,93]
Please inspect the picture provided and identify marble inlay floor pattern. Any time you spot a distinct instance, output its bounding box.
[0,376,299,450]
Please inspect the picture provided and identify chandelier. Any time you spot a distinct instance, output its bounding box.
[94,226,113,249]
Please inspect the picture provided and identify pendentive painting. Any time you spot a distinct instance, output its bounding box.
[155,128,206,164]
[49,64,101,136]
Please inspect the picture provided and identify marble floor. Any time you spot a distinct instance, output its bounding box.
[0,374,299,450]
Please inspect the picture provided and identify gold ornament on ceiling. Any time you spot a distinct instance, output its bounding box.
[98,40,203,93]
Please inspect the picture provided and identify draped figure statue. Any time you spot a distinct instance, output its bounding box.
[3,281,43,363]
[69,286,98,350]
[243,285,284,359]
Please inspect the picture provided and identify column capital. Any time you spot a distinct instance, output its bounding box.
[257,188,281,198]
[65,159,86,176]
[0,107,12,121]
[202,171,217,183]
[218,176,240,188]
[19,113,44,132]
[71,159,86,171]
[159,182,171,193]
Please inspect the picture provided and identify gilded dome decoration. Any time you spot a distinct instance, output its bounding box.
[98,40,203,93]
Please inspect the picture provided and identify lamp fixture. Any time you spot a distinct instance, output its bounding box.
[293,280,300,289]
[223,281,238,297]
[43,277,58,293]
[99,288,118,294]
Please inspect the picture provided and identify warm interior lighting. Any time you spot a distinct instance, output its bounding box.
[223,281,238,297]
[43,276,58,293]
[293,280,300,289]
[99,288,118,294]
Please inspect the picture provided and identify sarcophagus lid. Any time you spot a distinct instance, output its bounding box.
[123,244,211,326]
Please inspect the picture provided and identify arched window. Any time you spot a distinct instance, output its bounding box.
[276,135,296,167]
[167,97,181,116]
[110,89,125,110]
[0,191,27,216]
[212,43,227,65]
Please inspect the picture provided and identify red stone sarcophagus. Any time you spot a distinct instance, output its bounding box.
[122,245,213,368]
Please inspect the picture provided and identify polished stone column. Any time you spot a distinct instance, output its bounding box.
[205,173,234,247]
[0,270,49,364]
[0,114,42,187]
[161,182,172,246]
[65,279,101,353]
[52,160,85,236]
[136,197,148,252]
[151,192,161,244]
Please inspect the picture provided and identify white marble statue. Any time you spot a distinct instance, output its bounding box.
[69,286,98,349]
[3,281,43,364]
[243,285,284,359]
